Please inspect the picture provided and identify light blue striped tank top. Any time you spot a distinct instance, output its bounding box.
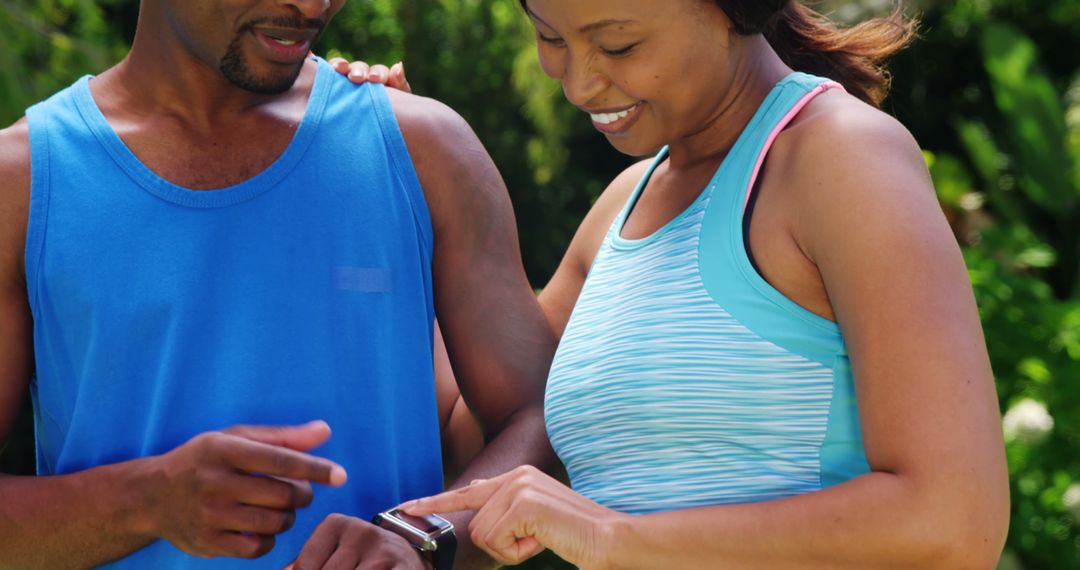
[545,73,871,515]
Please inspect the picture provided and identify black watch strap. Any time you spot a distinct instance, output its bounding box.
[430,529,456,570]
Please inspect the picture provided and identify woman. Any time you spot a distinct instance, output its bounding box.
[333,1,1009,568]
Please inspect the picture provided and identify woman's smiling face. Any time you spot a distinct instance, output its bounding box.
[524,0,738,157]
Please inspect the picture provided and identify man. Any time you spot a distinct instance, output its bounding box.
[0,0,556,568]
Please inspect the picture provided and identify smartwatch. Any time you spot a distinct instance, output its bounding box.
[373,508,457,570]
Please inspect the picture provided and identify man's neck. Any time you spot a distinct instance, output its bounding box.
[95,23,314,133]
[80,30,318,190]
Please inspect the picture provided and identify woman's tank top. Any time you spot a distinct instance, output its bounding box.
[545,73,871,515]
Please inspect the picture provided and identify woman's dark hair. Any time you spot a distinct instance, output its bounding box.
[519,1,918,108]
[723,1,917,107]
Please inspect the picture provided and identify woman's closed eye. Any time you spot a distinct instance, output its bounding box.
[537,32,566,47]
[601,42,640,57]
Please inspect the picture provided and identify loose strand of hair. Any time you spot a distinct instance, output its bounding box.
[764,2,919,107]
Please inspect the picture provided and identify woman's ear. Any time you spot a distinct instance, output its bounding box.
[701,2,737,49]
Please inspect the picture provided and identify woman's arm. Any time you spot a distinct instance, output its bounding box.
[405,102,1009,570]
[433,320,485,483]
[605,100,1008,570]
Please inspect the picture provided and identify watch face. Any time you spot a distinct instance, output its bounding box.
[388,509,453,535]
[375,508,458,563]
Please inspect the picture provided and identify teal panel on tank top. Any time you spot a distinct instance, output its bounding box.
[545,73,870,516]
[24,58,443,568]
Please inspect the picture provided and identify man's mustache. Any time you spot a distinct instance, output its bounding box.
[241,15,326,34]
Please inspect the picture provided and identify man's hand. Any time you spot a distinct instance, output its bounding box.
[285,514,430,570]
[140,421,347,559]
[328,57,412,93]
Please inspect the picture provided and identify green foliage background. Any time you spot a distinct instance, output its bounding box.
[1,1,1078,568]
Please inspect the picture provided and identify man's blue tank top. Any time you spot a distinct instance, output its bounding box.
[545,73,871,515]
[23,58,443,568]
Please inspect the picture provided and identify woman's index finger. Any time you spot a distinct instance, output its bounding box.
[400,479,499,515]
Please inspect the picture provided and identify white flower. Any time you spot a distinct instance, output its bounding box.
[1064,484,1080,523]
[1002,399,1054,444]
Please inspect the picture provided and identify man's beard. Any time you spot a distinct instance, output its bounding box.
[218,16,324,95]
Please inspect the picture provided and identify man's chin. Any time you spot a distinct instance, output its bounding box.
[226,69,302,94]
[220,50,306,95]
[236,74,301,95]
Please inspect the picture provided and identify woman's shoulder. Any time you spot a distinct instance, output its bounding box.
[562,158,654,271]
[768,88,932,213]
[764,86,946,263]
[782,87,922,171]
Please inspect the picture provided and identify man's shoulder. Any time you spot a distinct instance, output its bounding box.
[380,88,509,240]
[0,117,31,156]
[0,118,32,284]
[384,87,458,120]
[0,118,31,199]
[383,88,474,152]
[381,88,496,194]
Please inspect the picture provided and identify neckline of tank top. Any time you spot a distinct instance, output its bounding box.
[71,56,335,209]
[609,71,815,251]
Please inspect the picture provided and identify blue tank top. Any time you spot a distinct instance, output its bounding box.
[545,73,871,515]
[24,58,443,568]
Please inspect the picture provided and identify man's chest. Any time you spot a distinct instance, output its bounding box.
[114,122,298,190]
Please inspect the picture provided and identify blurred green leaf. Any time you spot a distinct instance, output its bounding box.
[981,21,1075,212]
[926,150,974,207]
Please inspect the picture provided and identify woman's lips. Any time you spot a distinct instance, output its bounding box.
[588,103,644,135]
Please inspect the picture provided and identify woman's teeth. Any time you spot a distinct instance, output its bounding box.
[591,104,638,125]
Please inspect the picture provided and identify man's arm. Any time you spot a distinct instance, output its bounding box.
[393,88,559,563]
[0,119,154,568]
[0,120,33,472]
[288,88,557,570]
[392,88,557,471]
[0,121,348,569]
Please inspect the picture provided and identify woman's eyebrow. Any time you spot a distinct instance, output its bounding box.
[578,19,638,34]
[526,8,637,34]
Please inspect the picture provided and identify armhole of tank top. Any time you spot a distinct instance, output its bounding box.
[24,106,51,316]
[607,148,669,248]
[366,84,434,262]
[576,149,668,274]
[742,157,767,277]
[729,82,844,336]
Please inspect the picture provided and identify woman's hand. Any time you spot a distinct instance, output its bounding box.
[327,58,412,93]
[401,466,627,569]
